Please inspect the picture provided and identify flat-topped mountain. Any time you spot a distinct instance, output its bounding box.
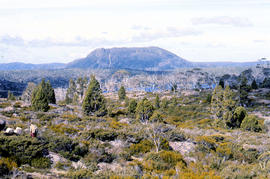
[66,47,192,70]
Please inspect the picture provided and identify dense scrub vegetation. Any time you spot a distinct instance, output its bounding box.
[1,73,270,178]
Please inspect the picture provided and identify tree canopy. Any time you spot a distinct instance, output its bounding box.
[82,75,107,116]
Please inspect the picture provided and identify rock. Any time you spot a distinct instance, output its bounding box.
[264,119,270,133]
[72,161,86,169]
[3,106,15,112]
[14,127,22,135]
[108,140,126,154]
[169,141,196,156]
[5,127,14,135]
[170,132,186,142]
[0,119,6,131]
[24,128,30,134]
[48,152,68,167]
[13,113,19,117]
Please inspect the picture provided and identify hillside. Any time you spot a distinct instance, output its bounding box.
[0,62,65,71]
[66,47,193,70]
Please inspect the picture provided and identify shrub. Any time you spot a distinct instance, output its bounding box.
[230,106,247,128]
[0,158,17,176]
[149,111,164,123]
[0,102,11,108]
[61,113,81,122]
[67,169,93,178]
[50,124,79,135]
[241,115,262,132]
[1,111,14,118]
[13,102,21,108]
[136,97,154,123]
[7,91,16,101]
[143,151,186,172]
[0,135,48,165]
[118,86,126,101]
[129,140,154,156]
[127,99,137,117]
[85,142,115,163]
[30,157,51,169]
[46,135,88,161]
[86,128,118,141]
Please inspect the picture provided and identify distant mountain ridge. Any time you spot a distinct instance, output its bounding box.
[0,62,65,71]
[0,47,261,71]
[66,47,193,70]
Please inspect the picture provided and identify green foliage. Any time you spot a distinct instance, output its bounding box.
[50,124,79,135]
[82,75,107,116]
[251,79,258,89]
[149,111,164,123]
[211,85,223,119]
[85,128,118,141]
[0,158,17,176]
[231,106,247,128]
[261,77,270,88]
[77,77,87,99]
[171,83,177,93]
[85,142,115,163]
[30,157,51,169]
[0,135,48,166]
[65,78,76,104]
[7,91,16,101]
[67,169,93,178]
[31,79,54,112]
[118,85,126,101]
[218,79,225,89]
[222,86,236,123]
[46,135,88,161]
[45,80,56,104]
[239,76,251,107]
[143,151,186,172]
[206,93,212,104]
[0,102,11,108]
[154,94,160,109]
[128,140,154,156]
[127,99,137,117]
[241,115,262,132]
[136,97,154,122]
[161,98,169,109]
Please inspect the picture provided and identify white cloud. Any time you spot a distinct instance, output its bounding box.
[0,35,119,47]
[192,16,253,27]
[131,27,202,42]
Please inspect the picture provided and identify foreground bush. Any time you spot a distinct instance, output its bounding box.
[142,151,186,173]
[46,135,88,161]
[241,115,262,132]
[0,135,48,166]
[0,158,17,176]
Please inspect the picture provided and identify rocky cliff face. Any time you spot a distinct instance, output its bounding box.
[67,47,193,70]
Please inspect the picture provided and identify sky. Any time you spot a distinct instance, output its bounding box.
[0,0,269,64]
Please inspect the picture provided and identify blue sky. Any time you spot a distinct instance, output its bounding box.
[0,0,269,63]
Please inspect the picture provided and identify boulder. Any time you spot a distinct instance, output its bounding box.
[264,118,270,133]
[3,106,15,112]
[14,127,22,135]
[169,141,196,156]
[5,127,14,135]
[0,119,6,131]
